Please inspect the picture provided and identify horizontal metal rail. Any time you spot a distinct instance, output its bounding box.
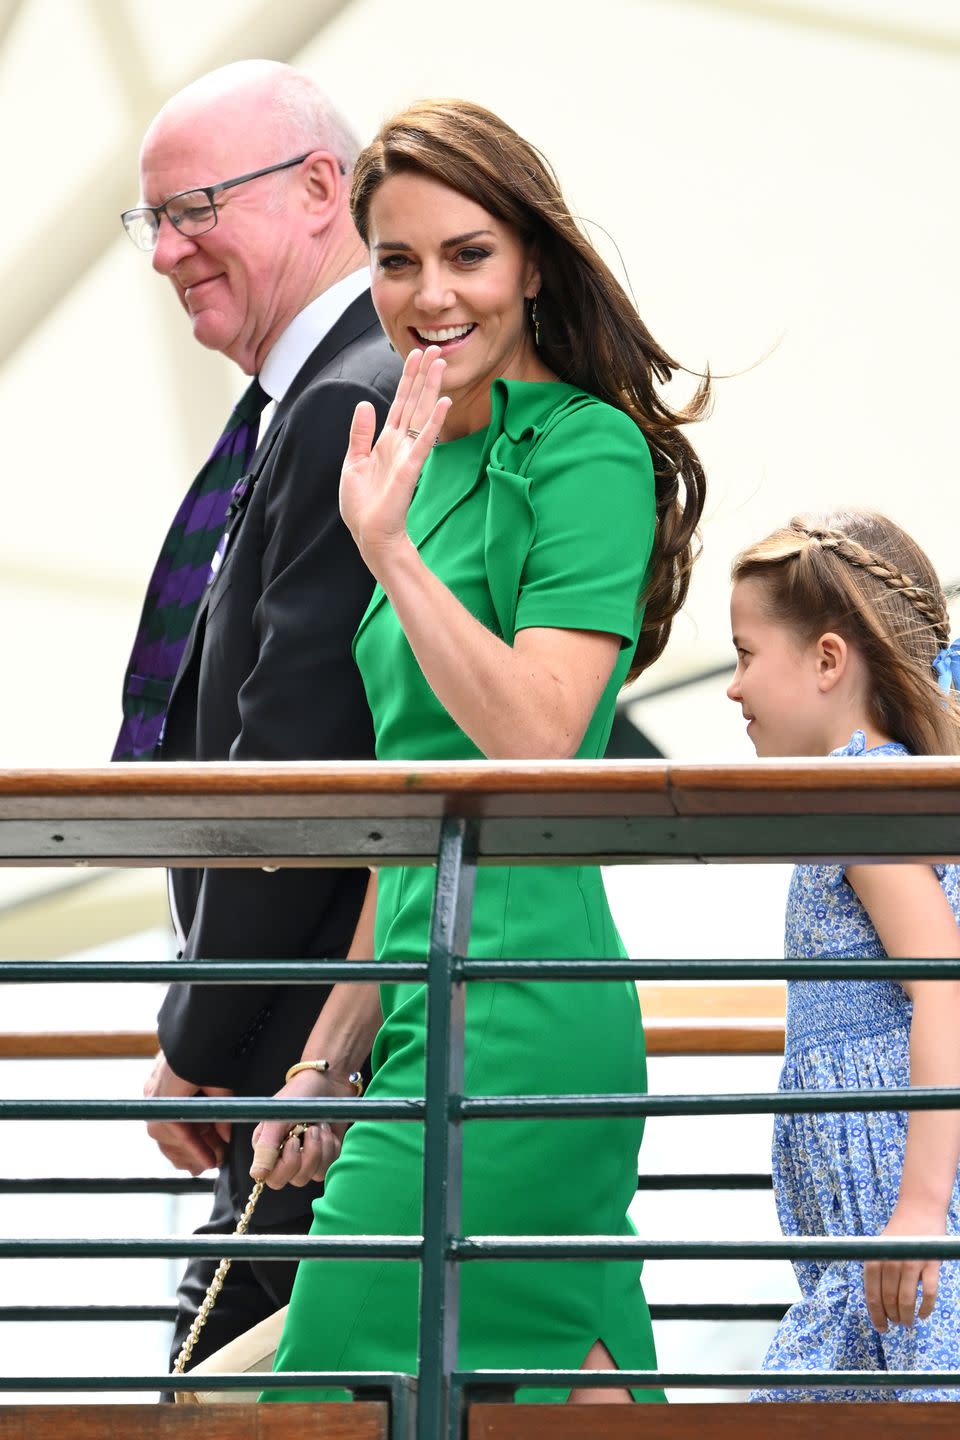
[1,1086,957,1121]
[0,1098,419,1120]
[0,1305,179,1323]
[2,957,958,981]
[0,1171,770,1195]
[456,1087,960,1118]
[0,1169,771,1192]
[5,1368,958,1394]
[0,1236,423,1259]
[3,1235,959,1261]
[636,1172,771,1190]
[0,1176,213,1196]
[0,1371,414,1397]
[452,1236,960,1260]
[0,1301,792,1325]
[453,1367,960,1392]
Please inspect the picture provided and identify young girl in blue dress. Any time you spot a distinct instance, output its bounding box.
[727,508,960,1402]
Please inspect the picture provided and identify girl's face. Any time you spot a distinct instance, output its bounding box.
[727,577,830,756]
[367,172,544,434]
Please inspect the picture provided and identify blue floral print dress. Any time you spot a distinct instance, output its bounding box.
[753,730,960,1403]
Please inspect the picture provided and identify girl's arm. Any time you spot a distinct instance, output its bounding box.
[340,347,623,759]
[250,872,383,1189]
[845,862,960,1329]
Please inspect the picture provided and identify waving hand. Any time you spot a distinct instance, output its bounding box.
[340,346,450,566]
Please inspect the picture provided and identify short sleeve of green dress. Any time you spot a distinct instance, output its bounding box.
[499,388,654,647]
[267,380,665,1406]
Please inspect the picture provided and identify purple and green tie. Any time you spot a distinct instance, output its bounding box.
[112,378,270,761]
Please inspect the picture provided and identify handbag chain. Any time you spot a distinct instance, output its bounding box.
[173,1123,309,1376]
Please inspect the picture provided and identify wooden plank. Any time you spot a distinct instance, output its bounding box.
[671,758,960,817]
[644,1021,785,1055]
[0,758,957,818]
[0,762,674,818]
[0,1403,387,1438]
[0,1021,787,1060]
[0,1032,158,1059]
[637,984,785,1020]
[469,1403,960,1438]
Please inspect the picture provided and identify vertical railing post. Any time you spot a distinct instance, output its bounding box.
[417,817,478,1440]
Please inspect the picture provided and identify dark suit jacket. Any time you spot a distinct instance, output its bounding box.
[156,291,400,1222]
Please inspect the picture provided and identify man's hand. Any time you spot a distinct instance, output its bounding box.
[143,1050,234,1175]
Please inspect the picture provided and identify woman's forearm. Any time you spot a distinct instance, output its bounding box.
[897,982,960,1217]
[297,872,382,1078]
[372,537,615,758]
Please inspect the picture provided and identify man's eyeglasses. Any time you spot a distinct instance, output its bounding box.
[120,152,344,252]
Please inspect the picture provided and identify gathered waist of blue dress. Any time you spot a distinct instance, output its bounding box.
[783,979,912,1056]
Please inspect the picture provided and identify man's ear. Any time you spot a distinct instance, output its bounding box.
[816,631,849,693]
[302,152,342,229]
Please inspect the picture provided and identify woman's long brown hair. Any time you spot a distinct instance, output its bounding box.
[732,509,960,755]
[350,99,710,680]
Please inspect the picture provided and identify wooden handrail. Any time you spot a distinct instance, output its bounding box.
[0,1404,387,1437]
[0,755,958,811]
[468,1404,959,1437]
[1,758,957,866]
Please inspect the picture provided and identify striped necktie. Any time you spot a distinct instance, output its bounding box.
[112,377,270,761]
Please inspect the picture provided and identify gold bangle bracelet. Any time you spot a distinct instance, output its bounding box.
[284,1059,365,1096]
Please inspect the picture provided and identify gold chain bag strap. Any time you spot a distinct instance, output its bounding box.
[173,1123,308,1406]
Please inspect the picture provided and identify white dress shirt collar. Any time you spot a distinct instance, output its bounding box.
[259,267,372,403]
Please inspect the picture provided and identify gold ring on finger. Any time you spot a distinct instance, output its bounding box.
[406,428,420,439]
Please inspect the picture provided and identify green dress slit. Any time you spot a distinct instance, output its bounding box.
[264,379,664,1404]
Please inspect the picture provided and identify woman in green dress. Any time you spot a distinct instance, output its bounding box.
[252,99,709,1405]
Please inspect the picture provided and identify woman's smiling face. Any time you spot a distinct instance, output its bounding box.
[366,171,543,432]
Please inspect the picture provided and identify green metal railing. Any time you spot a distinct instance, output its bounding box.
[3,761,960,1437]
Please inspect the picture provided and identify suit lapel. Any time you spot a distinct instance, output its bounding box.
[278,290,381,417]
[165,291,383,723]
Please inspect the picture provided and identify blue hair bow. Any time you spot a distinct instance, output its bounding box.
[933,637,960,692]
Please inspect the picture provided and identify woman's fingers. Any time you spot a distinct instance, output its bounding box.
[249,1119,287,1180]
[344,400,378,467]
[384,348,422,433]
[289,1123,341,1187]
[408,397,452,467]
[263,1131,302,1190]
[405,350,445,434]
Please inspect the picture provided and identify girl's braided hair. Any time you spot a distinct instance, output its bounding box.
[731,509,960,756]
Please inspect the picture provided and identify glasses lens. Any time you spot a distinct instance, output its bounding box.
[167,191,217,237]
[121,208,158,251]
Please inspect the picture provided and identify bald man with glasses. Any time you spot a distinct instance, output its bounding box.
[114,60,399,1376]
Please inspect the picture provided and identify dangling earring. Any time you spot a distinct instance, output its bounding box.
[530,293,542,347]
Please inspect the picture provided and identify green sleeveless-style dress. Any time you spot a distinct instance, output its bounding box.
[266,378,663,1404]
